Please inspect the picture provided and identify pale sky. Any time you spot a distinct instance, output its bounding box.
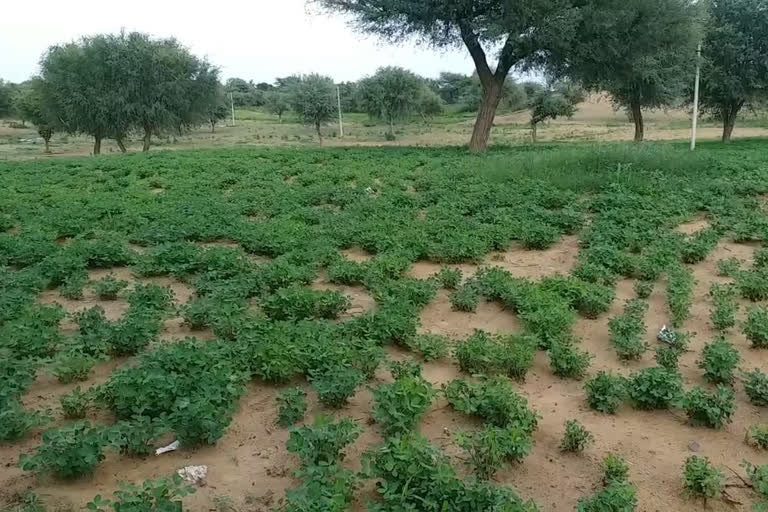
[0,0,475,84]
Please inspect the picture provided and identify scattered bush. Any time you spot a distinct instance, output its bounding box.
[584,371,628,414]
[633,280,654,299]
[372,374,435,435]
[87,474,195,512]
[608,299,647,361]
[576,480,637,512]
[52,352,97,383]
[548,341,591,379]
[107,416,170,457]
[747,424,768,450]
[744,306,768,348]
[744,368,768,406]
[697,337,740,385]
[450,283,479,312]
[682,456,723,502]
[0,402,49,442]
[602,453,630,486]
[560,419,593,453]
[680,228,719,264]
[311,366,364,408]
[628,367,683,410]
[261,285,350,320]
[404,334,450,361]
[667,265,694,328]
[709,283,738,331]
[59,386,90,419]
[435,266,462,289]
[715,257,742,277]
[276,387,308,428]
[18,422,107,478]
[455,330,537,381]
[743,461,768,508]
[286,415,362,467]
[456,425,533,480]
[737,269,768,302]
[680,385,735,429]
[93,274,128,300]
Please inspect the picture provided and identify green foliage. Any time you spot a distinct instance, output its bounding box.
[0,402,49,442]
[107,416,170,457]
[667,265,695,328]
[602,453,630,486]
[52,351,97,383]
[628,367,683,410]
[608,299,648,361]
[457,425,533,479]
[737,269,768,301]
[93,274,128,300]
[682,456,723,501]
[633,280,654,299]
[276,387,308,428]
[404,333,450,361]
[744,306,768,348]
[86,474,195,512]
[282,464,359,512]
[559,419,593,453]
[60,386,90,419]
[584,371,628,414]
[289,74,336,141]
[654,344,683,370]
[311,366,364,408]
[358,66,428,137]
[435,266,462,289]
[261,285,350,320]
[455,330,537,381]
[540,275,614,319]
[548,340,591,379]
[747,425,768,450]
[449,283,479,312]
[698,337,740,384]
[576,481,637,512]
[528,83,584,141]
[709,283,738,331]
[680,228,719,264]
[743,461,768,508]
[372,373,435,435]
[286,415,362,467]
[680,385,735,429]
[716,257,742,277]
[19,422,107,478]
[743,368,768,406]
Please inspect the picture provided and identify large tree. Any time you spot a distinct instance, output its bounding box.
[553,0,701,142]
[264,91,290,122]
[698,0,768,142]
[288,74,336,144]
[358,66,424,138]
[316,0,580,152]
[0,80,14,119]
[14,78,59,153]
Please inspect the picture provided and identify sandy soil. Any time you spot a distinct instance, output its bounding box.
[3,237,768,511]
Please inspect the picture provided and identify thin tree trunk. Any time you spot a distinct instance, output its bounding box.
[388,117,395,138]
[142,126,152,152]
[93,135,102,155]
[468,79,504,152]
[531,121,538,143]
[44,137,50,153]
[721,102,743,143]
[315,122,323,145]
[116,137,127,153]
[278,113,282,123]
[210,121,216,133]
[631,102,644,142]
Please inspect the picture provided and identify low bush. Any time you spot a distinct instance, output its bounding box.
[404,334,450,361]
[311,366,364,408]
[709,283,738,331]
[608,299,647,361]
[560,419,593,453]
[744,306,768,348]
[59,386,90,419]
[697,337,740,385]
[372,374,435,435]
[633,280,654,299]
[629,367,683,410]
[18,422,107,479]
[455,330,538,381]
[744,368,768,406]
[667,265,694,328]
[737,269,768,302]
[282,464,359,512]
[87,475,195,512]
[456,425,533,480]
[747,424,768,450]
[548,341,591,380]
[584,371,628,414]
[682,456,723,502]
[435,266,462,289]
[576,480,637,512]
[107,416,170,457]
[680,385,735,429]
[261,285,350,320]
[449,283,479,312]
[715,257,742,277]
[286,415,362,467]
[602,453,630,486]
[0,402,49,442]
[743,461,768,508]
[52,352,97,384]
[680,228,719,264]
[276,387,307,428]
[93,274,128,300]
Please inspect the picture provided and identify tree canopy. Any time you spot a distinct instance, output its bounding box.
[528,83,585,142]
[14,78,59,152]
[698,0,768,142]
[288,74,336,143]
[316,0,580,152]
[358,66,425,138]
[265,92,291,122]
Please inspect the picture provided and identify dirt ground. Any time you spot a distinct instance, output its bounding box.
[2,231,768,511]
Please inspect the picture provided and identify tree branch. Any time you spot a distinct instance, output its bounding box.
[494,35,519,80]
[458,23,492,89]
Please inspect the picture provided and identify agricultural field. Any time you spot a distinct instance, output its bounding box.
[3,141,768,511]
[2,95,767,160]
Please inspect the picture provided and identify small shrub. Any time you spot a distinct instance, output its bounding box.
[372,374,435,435]
[0,402,49,442]
[499,334,538,381]
[682,456,723,502]
[629,367,683,410]
[608,299,647,361]
[405,334,450,361]
[576,481,637,512]
[311,366,364,408]
[435,266,462,289]
[86,475,195,512]
[744,368,768,406]
[107,416,170,457]
[744,306,768,348]
[743,461,768,505]
[107,310,163,356]
[456,425,532,480]
[560,419,593,453]
[680,228,719,264]
[667,265,694,328]
[286,415,362,467]
[455,330,496,374]
[93,275,128,300]
[715,257,742,277]
[125,283,174,313]
[633,280,654,299]
[697,337,740,385]
[59,386,90,419]
[548,341,591,380]
[584,371,628,414]
[602,453,630,486]
[388,359,422,379]
[680,385,735,429]
[52,352,97,384]
[60,273,87,299]
[450,284,479,312]
[747,425,768,450]
[261,285,350,320]
[276,387,307,428]
[709,283,738,331]
[654,344,683,370]
[737,269,768,302]
[18,422,107,478]
[520,222,559,249]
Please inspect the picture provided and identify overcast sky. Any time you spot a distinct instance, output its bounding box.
[0,0,476,84]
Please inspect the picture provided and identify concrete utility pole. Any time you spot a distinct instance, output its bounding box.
[337,85,344,138]
[691,42,702,151]
[230,92,236,127]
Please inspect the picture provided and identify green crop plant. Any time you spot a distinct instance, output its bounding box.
[372,374,435,435]
[747,425,768,450]
[548,340,591,379]
[311,366,364,408]
[666,265,694,328]
[680,228,719,264]
[52,351,97,383]
[87,475,195,512]
[106,416,170,457]
[559,419,593,453]
[286,415,362,467]
[633,280,654,299]
[697,337,740,384]
[584,371,628,414]
[404,333,450,361]
[276,387,308,428]
[608,298,648,361]
[0,402,50,442]
[682,456,723,503]
[449,283,480,312]
[261,285,350,320]
[709,283,738,331]
[680,385,735,429]
[93,274,128,300]
[715,257,742,277]
[456,425,533,479]
[18,422,107,479]
[628,367,683,410]
[602,453,630,486]
[743,368,768,406]
[744,306,768,348]
[737,269,768,302]
[59,386,90,419]
[435,266,462,289]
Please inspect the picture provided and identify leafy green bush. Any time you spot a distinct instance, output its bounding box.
[404,334,450,361]
[744,368,768,406]
[276,387,308,428]
[747,425,768,450]
[18,422,107,478]
[107,310,163,356]
[633,280,654,299]
[125,283,174,313]
[372,374,435,435]
[311,366,364,408]
[709,283,738,331]
[682,456,723,502]
[286,415,362,467]
[743,461,768,508]
[519,221,559,249]
[576,480,637,512]
[680,385,735,429]
[450,283,479,312]
[261,285,350,320]
[93,274,128,300]
[744,306,768,348]
[560,419,593,453]
[107,416,170,457]
[548,341,591,379]
[60,272,87,299]
[715,257,742,277]
[456,425,533,479]
[608,299,647,361]
[737,269,768,302]
[282,463,359,512]
[667,265,694,328]
[584,371,628,414]
[680,228,719,264]
[52,351,97,384]
[455,330,537,381]
[698,337,740,385]
[0,402,49,442]
[653,344,682,370]
[602,453,630,486]
[59,386,90,419]
[435,266,462,289]
[87,474,195,512]
[628,367,683,410]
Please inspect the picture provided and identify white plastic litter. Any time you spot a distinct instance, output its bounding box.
[657,325,677,345]
[155,440,180,455]
[177,465,208,486]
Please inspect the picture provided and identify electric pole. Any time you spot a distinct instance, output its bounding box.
[691,43,702,151]
[337,85,344,138]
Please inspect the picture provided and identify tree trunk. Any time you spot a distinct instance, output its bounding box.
[315,122,323,145]
[721,102,743,143]
[531,121,538,143]
[142,126,152,152]
[468,79,504,152]
[388,117,395,138]
[93,136,102,155]
[116,137,127,153]
[44,137,50,154]
[278,113,282,123]
[631,102,644,142]
[210,120,216,133]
